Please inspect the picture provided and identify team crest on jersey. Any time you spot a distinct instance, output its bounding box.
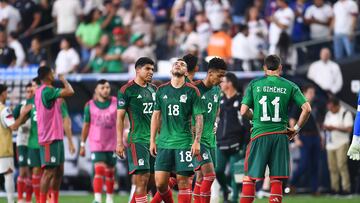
[19,155,24,161]
[152,93,156,101]
[118,99,125,106]
[138,159,144,166]
[214,95,218,102]
[202,153,209,160]
[51,156,56,163]
[180,94,187,103]
[234,101,239,107]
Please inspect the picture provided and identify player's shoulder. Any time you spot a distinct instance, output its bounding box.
[185,82,201,96]
[120,80,135,93]
[248,76,266,86]
[278,77,300,89]
[193,80,202,87]
[157,81,171,91]
[148,83,158,91]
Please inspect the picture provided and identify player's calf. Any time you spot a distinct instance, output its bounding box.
[269,179,282,203]
[240,177,255,203]
[177,175,192,203]
[193,171,203,203]
[93,163,106,203]
[154,171,174,203]
[134,172,150,203]
[105,167,115,203]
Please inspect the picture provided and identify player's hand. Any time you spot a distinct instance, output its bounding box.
[116,143,126,159]
[347,136,360,161]
[150,141,157,157]
[294,138,303,147]
[79,146,85,157]
[286,127,298,141]
[191,141,200,157]
[68,141,76,155]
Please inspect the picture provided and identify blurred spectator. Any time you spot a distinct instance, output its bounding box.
[104,27,127,73]
[123,0,155,44]
[83,44,107,73]
[246,6,268,61]
[8,32,24,67]
[332,0,358,59]
[290,0,310,42]
[52,0,82,42]
[148,0,174,41]
[13,0,41,45]
[289,84,321,195]
[55,38,80,74]
[76,8,102,66]
[205,0,230,30]
[323,97,352,195]
[231,0,254,24]
[231,24,257,71]
[307,48,343,94]
[100,0,123,34]
[207,23,232,62]
[122,33,156,70]
[38,0,54,40]
[26,37,47,66]
[167,22,186,58]
[304,0,333,40]
[90,33,110,59]
[0,30,16,67]
[268,0,294,54]
[179,21,199,56]
[83,0,103,15]
[275,32,297,70]
[195,12,211,55]
[172,0,202,23]
[264,0,277,22]
[0,0,21,34]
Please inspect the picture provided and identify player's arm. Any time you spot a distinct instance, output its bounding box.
[192,114,203,156]
[150,110,161,157]
[288,102,312,140]
[79,103,91,157]
[240,104,253,120]
[11,104,32,130]
[62,101,75,154]
[58,74,75,98]
[348,93,360,160]
[116,109,126,158]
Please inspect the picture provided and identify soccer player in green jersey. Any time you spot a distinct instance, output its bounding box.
[192,57,226,203]
[239,55,312,203]
[116,57,158,203]
[150,59,205,203]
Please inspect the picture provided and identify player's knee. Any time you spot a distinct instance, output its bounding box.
[176,177,190,189]
[94,163,106,176]
[203,172,216,183]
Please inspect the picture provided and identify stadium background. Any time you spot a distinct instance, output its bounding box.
[0,0,360,202]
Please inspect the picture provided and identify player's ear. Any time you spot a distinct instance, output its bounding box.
[279,65,283,72]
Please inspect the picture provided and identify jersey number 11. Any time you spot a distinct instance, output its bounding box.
[259,96,281,122]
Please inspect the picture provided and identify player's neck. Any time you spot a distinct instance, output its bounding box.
[265,70,280,77]
[187,73,195,82]
[202,78,212,88]
[97,96,108,103]
[171,76,185,88]
[225,88,237,99]
[134,77,147,87]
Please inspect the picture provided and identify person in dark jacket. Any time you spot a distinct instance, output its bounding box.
[215,72,250,203]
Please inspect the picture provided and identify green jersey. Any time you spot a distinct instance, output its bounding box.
[106,45,126,73]
[242,76,307,138]
[194,81,221,148]
[118,80,157,144]
[99,16,123,34]
[154,82,205,149]
[26,97,69,149]
[89,56,107,73]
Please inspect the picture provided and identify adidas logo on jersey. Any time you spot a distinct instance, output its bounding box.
[137,94,142,99]
[163,95,168,99]
[188,163,193,168]
[201,95,206,99]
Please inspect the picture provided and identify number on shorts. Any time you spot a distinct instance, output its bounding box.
[179,151,192,162]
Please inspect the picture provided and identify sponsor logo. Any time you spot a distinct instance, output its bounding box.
[163,95,168,99]
[137,94,142,99]
[201,95,206,99]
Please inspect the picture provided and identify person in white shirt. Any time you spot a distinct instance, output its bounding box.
[323,97,352,194]
[180,21,199,55]
[195,12,211,54]
[246,6,268,57]
[304,0,332,40]
[332,0,358,59]
[307,48,343,94]
[55,38,80,74]
[0,0,21,34]
[205,0,230,30]
[52,0,82,35]
[8,32,25,67]
[231,24,258,71]
[268,0,295,54]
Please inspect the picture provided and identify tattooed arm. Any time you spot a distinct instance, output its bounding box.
[191,114,203,156]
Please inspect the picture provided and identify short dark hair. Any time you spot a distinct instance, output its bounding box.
[225,72,238,89]
[135,57,155,69]
[37,66,52,81]
[96,79,109,86]
[32,77,41,85]
[302,84,315,93]
[328,97,340,106]
[182,54,197,72]
[26,82,32,88]
[0,84,7,95]
[208,57,227,71]
[264,55,281,71]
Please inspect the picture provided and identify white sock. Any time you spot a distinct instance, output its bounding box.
[94,193,102,203]
[4,173,15,203]
[128,184,136,203]
[106,194,114,203]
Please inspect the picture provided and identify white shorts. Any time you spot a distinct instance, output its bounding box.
[0,157,15,174]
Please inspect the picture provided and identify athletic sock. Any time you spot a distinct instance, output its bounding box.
[130,194,136,203]
[94,164,106,202]
[269,179,282,203]
[5,173,15,203]
[193,182,201,203]
[178,187,192,203]
[17,176,25,201]
[159,188,174,203]
[105,168,115,195]
[32,174,41,203]
[200,173,216,203]
[40,193,47,203]
[151,177,177,203]
[25,177,33,203]
[240,179,255,203]
[129,184,136,203]
[135,193,148,203]
[50,190,59,203]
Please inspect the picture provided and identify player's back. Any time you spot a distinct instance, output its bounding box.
[242,75,306,138]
